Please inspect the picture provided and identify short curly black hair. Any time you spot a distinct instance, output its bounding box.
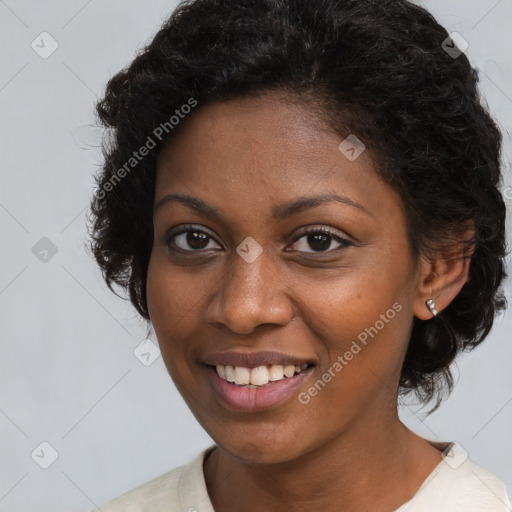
[88,0,508,409]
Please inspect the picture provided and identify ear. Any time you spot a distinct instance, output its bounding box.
[413,227,475,320]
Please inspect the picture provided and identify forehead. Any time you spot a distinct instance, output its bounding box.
[154,93,401,225]
[157,93,336,175]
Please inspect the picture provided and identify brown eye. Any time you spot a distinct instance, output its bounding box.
[288,227,352,254]
[166,225,221,252]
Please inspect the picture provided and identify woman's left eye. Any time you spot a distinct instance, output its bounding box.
[288,227,352,254]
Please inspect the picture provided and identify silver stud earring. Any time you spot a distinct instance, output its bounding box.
[426,299,438,317]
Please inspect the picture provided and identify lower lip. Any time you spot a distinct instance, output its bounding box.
[205,365,314,412]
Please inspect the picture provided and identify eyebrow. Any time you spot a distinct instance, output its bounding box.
[154,192,370,221]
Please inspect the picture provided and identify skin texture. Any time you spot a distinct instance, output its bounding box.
[146,92,471,512]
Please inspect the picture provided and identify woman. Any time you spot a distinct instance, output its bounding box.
[88,0,510,510]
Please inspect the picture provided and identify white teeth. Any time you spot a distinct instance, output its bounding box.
[234,366,251,385]
[216,364,226,379]
[250,366,269,386]
[224,365,235,383]
[283,365,296,378]
[214,363,310,386]
[268,365,284,381]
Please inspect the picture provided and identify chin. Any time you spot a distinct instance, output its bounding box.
[213,433,311,466]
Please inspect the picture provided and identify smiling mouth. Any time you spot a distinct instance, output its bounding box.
[208,363,313,387]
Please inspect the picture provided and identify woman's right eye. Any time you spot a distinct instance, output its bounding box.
[166,226,222,253]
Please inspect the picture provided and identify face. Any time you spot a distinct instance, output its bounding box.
[146,92,421,464]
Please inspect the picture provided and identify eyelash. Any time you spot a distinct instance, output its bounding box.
[165,224,352,255]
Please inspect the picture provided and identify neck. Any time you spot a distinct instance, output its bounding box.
[203,404,443,512]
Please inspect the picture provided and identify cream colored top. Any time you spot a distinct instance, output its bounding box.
[91,441,511,511]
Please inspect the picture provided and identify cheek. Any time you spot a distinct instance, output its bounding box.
[298,303,410,425]
[146,253,204,363]
[295,266,414,400]
[307,290,409,368]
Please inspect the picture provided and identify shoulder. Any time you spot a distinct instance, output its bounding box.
[92,466,184,512]
[400,442,511,512]
[89,445,216,512]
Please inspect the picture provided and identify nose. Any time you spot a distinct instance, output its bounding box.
[204,246,294,336]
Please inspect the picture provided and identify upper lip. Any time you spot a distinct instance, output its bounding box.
[203,351,315,368]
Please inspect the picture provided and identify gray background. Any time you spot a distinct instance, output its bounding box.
[1,0,511,510]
